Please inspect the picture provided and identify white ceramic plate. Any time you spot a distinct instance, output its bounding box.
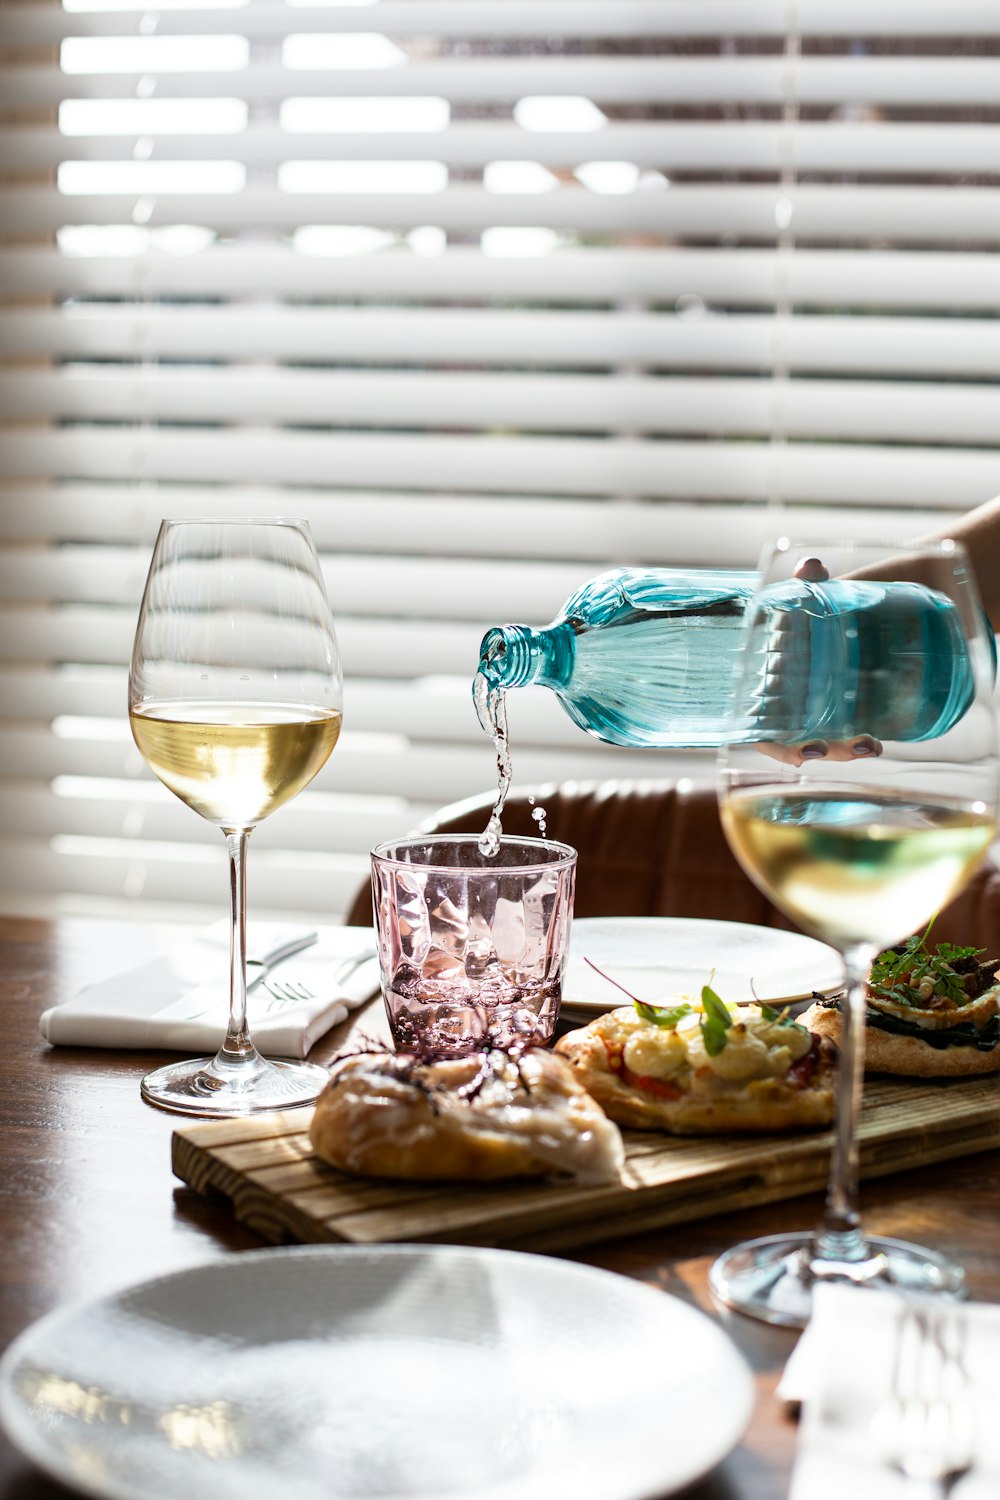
[0,1244,753,1500]
[564,916,842,1016]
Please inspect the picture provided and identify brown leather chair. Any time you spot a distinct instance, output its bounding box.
[345,777,1000,953]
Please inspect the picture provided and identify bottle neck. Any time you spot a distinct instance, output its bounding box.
[477,622,572,690]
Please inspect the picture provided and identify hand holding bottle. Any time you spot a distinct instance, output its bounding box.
[755,732,883,768]
[756,555,884,767]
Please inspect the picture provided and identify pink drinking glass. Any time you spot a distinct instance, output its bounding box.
[371,834,577,1057]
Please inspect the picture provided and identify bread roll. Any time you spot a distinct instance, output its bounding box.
[309,1046,625,1183]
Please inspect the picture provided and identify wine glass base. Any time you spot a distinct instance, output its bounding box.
[140,1054,330,1118]
[709,1232,966,1330]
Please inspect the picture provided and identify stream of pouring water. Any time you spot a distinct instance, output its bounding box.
[473,672,545,855]
[474,672,511,856]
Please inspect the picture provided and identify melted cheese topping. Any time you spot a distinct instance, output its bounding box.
[594,1001,813,1093]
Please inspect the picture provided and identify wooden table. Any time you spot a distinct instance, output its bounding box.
[1,914,998,1500]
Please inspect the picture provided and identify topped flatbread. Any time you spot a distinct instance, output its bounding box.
[803,928,1000,1077]
[555,990,836,1134]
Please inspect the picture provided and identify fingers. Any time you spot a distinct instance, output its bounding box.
[756,742,816,767]
[841,735,882,759]
[761,561,878,766]
[814,735,883,763]
[792,556,830,582]
[756,735,883,767]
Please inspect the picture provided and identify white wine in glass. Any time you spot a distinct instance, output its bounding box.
[129,519,343,1116]
[713,535,999,1327]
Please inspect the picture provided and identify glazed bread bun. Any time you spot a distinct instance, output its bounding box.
[309,1045,625,1184]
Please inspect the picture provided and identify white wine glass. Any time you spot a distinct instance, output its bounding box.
[713,535,998,1327]
[129,519,343,1116]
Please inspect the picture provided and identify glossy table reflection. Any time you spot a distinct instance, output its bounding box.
[1,915,998,1500]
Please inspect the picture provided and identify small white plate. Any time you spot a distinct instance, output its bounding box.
[0,1244,753,1500]
[564,916,842,1016]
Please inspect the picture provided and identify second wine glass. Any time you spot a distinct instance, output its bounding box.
[129,518,343,1117]
[713,535,998,1327]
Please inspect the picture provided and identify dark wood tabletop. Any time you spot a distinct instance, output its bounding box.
[1,913,998,1500]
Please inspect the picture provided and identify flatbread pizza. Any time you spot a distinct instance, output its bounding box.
[802,928,999,1078]
[555,986,836,1134]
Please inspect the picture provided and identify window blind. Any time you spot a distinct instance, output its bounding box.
[1,0,998,922]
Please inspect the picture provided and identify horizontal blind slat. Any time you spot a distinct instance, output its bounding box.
[7,122,1000,173]
[7,185,1000,241]
[5,310,1000,375]
[0,489,933,555]
[2,248,998,312]
[0,607,486,677]
[6,58,1000,109]
[0,783,428,856]
[8,1,1000,45]
[0,835,371,918]
[3,430,999,503]
[0,2,774,46]
[0,546,592,620]
[4,371,999,444]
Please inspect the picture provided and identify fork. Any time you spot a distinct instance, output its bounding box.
[262,976,316,1010]
[261,950,376,1011]
[166,947,375,1020]
[875,1302,975,1498]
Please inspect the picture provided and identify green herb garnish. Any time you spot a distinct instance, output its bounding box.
[634,998,694,1029]
[758,1001,803,1030]
[700,983,732,1056]
[584,956,763,1052]
[584,956,692,1029]
[869,917,985,1009]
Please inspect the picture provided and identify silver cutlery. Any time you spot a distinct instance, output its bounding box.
[172,947,377,1019]
[155,933,318,1021]
[262,977,316,1010]
[875,1303,975,1498]
[330,949,378,987]
[260,951,378,1009]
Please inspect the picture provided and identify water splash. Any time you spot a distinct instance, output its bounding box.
[528,797,548,838]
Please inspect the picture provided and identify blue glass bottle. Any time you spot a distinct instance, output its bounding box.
[475,567,989,750]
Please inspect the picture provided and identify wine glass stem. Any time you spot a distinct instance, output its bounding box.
[812,942,875,1265]
[222,829,261,1065]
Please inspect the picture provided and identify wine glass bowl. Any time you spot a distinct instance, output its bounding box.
[711,536,999,1326]
[129,519,343,1116]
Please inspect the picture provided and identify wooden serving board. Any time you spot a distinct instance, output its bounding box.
[172,1076,1000,1255]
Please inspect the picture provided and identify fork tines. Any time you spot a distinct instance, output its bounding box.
[880,1302,975,1492]
[262,977,316,1010]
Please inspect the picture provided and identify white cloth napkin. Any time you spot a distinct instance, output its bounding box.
[39,921,381,1060]
[782,1283,1000,1500]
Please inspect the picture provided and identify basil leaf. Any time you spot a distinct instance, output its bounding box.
[634,999,693,1030]
[701,984,732,1025]
[759,1000,803,1030]
[700,983,732,1056]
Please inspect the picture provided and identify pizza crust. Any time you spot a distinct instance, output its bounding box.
[802,1001,1000,1078]
[309,1046,625,1183]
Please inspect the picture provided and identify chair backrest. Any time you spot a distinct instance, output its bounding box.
[345,777,1000,955]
